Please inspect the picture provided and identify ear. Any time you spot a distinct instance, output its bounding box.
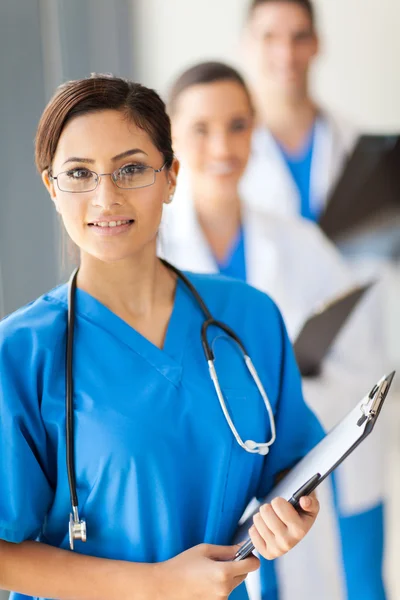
[164,157,180,204]
[42,169,60,212]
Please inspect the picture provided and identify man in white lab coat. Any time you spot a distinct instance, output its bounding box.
[240,0,358,221]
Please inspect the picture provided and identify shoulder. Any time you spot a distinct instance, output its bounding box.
[320,108,359,152]
[0,284,68,355]
[244,208,354,299]
[247,206,343,255]
[250,125,274,155]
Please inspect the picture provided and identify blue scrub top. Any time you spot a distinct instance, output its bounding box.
[0,271,323,600]
[277,126,319,222]
[215,227,247,282]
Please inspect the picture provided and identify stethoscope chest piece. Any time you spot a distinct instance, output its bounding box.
[69,507,87,550]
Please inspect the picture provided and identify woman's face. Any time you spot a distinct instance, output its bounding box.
[171,80,253,198]
[43,109,178,264]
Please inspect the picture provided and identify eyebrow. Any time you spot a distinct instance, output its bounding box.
[62,148,148,166]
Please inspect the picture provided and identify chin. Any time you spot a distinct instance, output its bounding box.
[206,173,241,191]
[84,243,139,265]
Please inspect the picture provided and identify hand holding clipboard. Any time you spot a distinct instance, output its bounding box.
[233,371,395,561]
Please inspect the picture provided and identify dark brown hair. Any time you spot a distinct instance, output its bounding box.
[248,0,315,28]
[35,73,174,174]
[168,61,254,116]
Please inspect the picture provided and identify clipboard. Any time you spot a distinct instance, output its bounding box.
[293,281,374,377]
[233,371,395,561]
[319,135,400,249]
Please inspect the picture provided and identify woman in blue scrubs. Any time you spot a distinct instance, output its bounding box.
[0,74,321,600]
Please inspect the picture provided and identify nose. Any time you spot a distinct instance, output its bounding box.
[273,38,296,68]
[91,174,124,209]
[208,131,231,158]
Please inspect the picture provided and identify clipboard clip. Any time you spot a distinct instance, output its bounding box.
[357,378,389,427]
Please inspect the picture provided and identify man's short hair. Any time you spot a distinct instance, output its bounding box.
[248,0,315,29]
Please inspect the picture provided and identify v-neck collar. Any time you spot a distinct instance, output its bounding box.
[71,276,194,387]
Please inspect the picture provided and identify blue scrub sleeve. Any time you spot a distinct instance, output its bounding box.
[257,308,325,500]
[0,333,53,543]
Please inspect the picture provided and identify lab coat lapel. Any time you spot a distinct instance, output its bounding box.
[310,114,343,216]
[242,207,312,339]
[240,126,300,216]
[311,112,358,216]
[160,170,218,274]
[242,207,283,299]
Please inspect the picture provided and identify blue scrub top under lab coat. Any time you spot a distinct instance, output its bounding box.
[0,271,323,600]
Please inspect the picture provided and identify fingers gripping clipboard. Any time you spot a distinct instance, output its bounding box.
[233,372,395,561]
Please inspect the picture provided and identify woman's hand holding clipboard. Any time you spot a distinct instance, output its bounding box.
[233,371,395,561]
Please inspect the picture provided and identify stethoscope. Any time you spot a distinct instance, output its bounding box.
[66,260,276,549]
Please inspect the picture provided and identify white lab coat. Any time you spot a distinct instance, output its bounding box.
[159,179,387,600]
[239,111,358,219]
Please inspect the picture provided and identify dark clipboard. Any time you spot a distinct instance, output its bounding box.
[233,371,395,561]
[293,281,374,377]
[319,135,400,249]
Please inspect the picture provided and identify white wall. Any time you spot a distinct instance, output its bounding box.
[132,0,248,95]
[133,0,400,132]
[313,0,400,132]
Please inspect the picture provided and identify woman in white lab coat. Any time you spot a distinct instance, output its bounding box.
[161,61,388,600]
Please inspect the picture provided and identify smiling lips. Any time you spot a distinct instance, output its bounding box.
[90,219,131,228]
[88,218,135,235]
[205,160,241,176]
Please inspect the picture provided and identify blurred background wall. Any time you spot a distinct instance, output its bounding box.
[0,0,136,316]
[133,0,400,132]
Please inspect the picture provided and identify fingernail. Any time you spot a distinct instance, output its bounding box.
[302,496,311,508]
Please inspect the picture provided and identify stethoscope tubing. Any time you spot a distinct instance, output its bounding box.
[66,259,276,547]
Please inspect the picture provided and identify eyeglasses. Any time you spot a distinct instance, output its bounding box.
[50,162,167,193]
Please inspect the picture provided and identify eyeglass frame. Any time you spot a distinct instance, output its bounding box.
[49,161,168,193]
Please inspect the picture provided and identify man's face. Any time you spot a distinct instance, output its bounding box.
[245,2,318,94]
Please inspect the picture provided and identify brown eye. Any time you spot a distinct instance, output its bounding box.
[66,168,92,179]
[230,119,249,133]
[193,124,207,135]
[119,164,146,176]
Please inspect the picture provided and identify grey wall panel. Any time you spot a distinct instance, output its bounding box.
[0,0,136,316]
[0,0,58,316]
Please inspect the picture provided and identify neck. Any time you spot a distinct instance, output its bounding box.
[194,190,241,229]
[77,243,175,318]
[253,83,318,151]
[193,191,242,262]
[254,77,316,118]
